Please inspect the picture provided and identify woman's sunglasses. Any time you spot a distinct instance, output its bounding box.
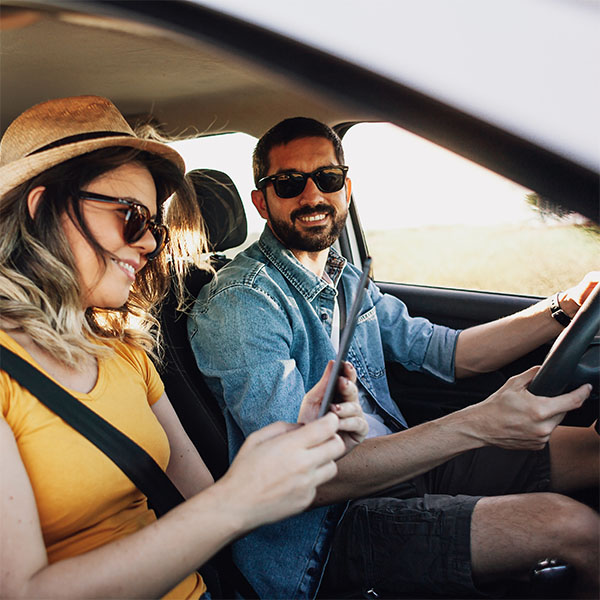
[257,165,348,199]
[77,191,168,260]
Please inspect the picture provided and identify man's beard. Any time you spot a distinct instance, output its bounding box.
[265,200,348,252]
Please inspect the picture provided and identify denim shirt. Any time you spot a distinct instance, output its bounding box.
[188,227,459,598]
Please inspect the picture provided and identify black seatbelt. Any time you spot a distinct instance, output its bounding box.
[0,344,257,599]
[0,345,184,514]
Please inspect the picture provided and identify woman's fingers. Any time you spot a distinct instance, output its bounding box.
[222,414,346,527]
[250,413,344,460]
[312,459,339,488]
[246,420,303,444]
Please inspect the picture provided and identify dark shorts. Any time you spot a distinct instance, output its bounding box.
[321,445,551,598]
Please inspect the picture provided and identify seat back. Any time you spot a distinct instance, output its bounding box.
[158,168,247,479]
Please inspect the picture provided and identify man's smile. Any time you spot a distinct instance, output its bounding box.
[297,212,329,224]
[291,204,334,227]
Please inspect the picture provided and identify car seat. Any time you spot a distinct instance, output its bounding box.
[158,168,247,480]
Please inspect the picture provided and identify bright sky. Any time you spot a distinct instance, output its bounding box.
[195,0,599,172]
[170,133,264,234]
[170,123,535,233]
[343,124,535,229]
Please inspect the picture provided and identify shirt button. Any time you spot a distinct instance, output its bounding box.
[321,313,328,321]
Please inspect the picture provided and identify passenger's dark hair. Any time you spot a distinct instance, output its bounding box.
[252,117,345,185]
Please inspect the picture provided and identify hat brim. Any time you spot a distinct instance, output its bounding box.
[0,135,186,197]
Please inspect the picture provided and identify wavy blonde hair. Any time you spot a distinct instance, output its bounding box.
[0,146,208,366]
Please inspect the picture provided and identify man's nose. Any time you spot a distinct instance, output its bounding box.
[297,176,322,204]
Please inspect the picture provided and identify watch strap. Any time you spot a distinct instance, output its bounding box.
[549,292,572,327]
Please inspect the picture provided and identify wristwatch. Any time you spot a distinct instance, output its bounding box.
[549,292,572,327]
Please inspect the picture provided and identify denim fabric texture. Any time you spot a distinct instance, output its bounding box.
[188,226,460,599]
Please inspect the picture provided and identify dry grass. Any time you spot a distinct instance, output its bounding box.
[366,223,599,296]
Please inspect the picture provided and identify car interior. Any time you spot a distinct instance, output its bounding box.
[159,168,248,481]
[1,1,598,598]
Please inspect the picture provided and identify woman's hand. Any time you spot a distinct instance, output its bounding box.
[298,360,369,454]
[215,414,345,529]
[209,362,368,533]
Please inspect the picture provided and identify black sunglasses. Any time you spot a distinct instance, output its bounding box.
[257,165,349,199]
[77,191,169,260]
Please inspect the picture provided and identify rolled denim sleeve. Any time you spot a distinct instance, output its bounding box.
[189,282,308,437]
[370,282,460,383]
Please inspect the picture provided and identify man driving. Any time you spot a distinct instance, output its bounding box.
[188,117,598,598]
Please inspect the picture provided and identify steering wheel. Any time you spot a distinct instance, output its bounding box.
[528,284,600,424]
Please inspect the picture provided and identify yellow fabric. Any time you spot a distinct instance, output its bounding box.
[0,330,205,599]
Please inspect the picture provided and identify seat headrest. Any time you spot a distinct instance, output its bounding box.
[187,168,247,252]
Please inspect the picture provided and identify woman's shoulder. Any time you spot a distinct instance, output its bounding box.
[0,329,36,419]
[0,328,29,357]
[108,338,163,406]
[110,338,155,374]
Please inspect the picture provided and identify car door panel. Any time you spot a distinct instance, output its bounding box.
[377,281,551,426]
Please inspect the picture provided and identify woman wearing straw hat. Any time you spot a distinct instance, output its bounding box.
[0,96,368,599]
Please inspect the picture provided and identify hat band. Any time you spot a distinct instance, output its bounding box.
[27,131,135,156]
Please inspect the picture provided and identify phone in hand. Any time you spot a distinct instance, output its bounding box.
[317,257,372,418]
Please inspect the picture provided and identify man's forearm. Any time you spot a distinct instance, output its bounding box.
[314,408,481,504]
[313,369,590,506]
[454,296,565,378]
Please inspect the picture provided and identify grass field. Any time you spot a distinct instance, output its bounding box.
[365,223,599,296]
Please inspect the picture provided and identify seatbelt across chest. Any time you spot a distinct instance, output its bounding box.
[0,344,258,599]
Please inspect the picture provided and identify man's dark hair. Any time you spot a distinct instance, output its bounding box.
[252,117,345,186]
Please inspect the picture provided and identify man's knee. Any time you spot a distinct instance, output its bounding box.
[472,492,598,576]
[536,492,599,549]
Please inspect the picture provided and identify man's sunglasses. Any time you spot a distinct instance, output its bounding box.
[77,191,169,260]
[257,165,349,199]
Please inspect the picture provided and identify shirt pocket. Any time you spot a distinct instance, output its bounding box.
[352,307,385,379]
[357,305,377,325]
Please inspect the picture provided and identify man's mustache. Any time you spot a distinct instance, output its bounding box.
[291,204,334,222]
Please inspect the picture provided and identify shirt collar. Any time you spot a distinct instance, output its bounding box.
[257,226,347,301]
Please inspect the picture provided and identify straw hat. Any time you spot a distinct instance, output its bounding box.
[0,95,186,197]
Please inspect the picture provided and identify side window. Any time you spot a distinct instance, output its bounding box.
[169,132,264,256]
[343,123,598,296]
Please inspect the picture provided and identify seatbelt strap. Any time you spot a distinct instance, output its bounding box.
[0,344,258,599]
[0,345,184,516]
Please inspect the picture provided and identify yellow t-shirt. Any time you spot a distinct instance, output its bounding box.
[0,330,205,599]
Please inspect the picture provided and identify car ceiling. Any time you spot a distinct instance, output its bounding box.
[0,2,375,138]
[1,1,598,220]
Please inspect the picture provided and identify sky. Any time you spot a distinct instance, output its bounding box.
[194,0,599,173]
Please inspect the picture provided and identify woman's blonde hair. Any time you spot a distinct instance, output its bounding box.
[0,145,208,366]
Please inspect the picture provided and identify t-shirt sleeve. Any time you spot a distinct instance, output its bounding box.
[144,354,165,406]
[113,341,165,406]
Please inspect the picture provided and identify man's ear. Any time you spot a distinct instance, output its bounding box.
[345,177,352,205]
[27,186,46,219]
[251,189,269,220]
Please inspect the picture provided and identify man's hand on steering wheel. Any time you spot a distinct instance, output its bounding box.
[559,271,600,318]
